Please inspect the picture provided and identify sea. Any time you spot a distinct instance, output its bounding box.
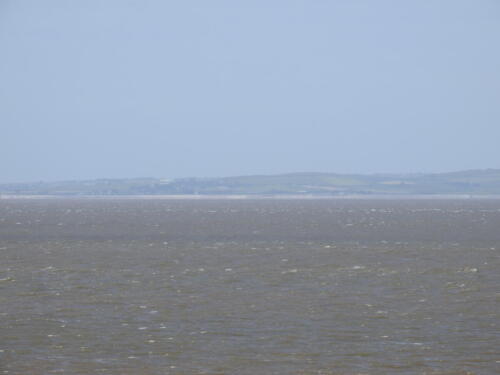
[0,198,499,375]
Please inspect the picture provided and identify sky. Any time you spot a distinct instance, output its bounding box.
[1,0,499,182]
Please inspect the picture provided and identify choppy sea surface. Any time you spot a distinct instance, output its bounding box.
[0,198,499,375]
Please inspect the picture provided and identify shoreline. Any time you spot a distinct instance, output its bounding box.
[2,194,500,200]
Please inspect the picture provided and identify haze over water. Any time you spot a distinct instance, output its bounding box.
[0,198,499,374]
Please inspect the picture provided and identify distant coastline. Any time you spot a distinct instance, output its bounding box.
[2,169,500,197]
[2,194,500,201]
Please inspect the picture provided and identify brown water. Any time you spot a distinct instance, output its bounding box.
[0,199,499,374]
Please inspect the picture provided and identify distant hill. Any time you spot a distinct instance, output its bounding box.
[2,169,500,196]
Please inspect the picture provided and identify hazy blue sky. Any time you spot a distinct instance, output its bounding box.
[1,0,499,182]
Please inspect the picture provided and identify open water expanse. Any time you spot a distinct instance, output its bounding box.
[0,198,499,375]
